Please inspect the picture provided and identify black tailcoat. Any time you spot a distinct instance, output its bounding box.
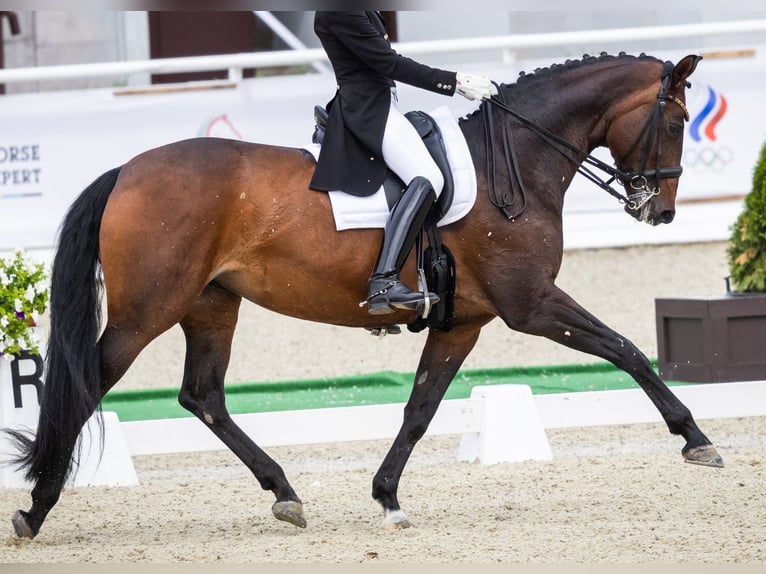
[309,11,457,196]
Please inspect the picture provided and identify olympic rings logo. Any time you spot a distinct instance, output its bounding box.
[683,145,733,173]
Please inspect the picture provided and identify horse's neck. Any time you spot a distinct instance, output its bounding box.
[511,63,654,149]
[464,60,661,172]
[523,74,617,150]
[458,63,645,219]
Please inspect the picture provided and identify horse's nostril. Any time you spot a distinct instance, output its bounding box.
[660,210,675,224]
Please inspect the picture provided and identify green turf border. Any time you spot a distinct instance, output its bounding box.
[100,360,690,422]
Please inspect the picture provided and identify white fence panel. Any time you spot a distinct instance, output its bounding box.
[120,381,766,461]
[2,23,766,252]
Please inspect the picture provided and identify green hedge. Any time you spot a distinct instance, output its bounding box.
[727,139,766,292]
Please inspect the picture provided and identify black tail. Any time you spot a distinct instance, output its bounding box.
[5,166,121,482]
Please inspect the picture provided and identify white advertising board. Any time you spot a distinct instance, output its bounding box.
[1,47,763,252]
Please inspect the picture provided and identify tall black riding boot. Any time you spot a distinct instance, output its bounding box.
[366,176,441,315]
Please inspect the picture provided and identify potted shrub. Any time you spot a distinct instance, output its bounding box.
[656,140,766,382]
[0,250,49,363]
[727,139,766,294]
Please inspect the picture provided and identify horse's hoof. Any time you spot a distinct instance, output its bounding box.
[272,501,306,528]
[381,509,412,531]
[12,510,36,539]
[683,444,724,468]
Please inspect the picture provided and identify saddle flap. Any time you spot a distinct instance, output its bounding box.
[403,110,454,222]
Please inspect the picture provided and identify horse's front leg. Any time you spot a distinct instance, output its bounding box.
[503,284,723,467]
[372,322,484,530]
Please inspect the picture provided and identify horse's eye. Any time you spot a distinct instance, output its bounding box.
[668,121,683,136]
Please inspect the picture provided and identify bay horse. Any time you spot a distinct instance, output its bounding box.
[6,52,722,539]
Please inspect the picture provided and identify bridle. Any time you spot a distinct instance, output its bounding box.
[483,60,690,219]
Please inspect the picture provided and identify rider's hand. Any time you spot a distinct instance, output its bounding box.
[456,72,496,101]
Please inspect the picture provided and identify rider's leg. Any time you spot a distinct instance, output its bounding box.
[380,92,445,198]
[366,94,444,315]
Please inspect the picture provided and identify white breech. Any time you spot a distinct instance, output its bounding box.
[380,91,444,197]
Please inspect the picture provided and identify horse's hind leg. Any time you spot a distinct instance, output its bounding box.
[177,283,305,528]
[372,323,484,529]
[12,322,156,539]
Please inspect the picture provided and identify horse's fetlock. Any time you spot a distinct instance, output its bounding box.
[664,406,694,436]
[371,476,393,502]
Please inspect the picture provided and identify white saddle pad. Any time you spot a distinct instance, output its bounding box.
[304,105,476,231]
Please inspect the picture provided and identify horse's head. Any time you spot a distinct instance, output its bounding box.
[606,54,702,225]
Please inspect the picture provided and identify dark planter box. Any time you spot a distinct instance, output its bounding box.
[656,294,766,382]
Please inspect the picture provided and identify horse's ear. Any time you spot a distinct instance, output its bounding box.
[671,54,703,89]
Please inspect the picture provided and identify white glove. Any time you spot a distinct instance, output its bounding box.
[456,72,495,101]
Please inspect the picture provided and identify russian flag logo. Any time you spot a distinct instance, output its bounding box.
[689,85,727,143]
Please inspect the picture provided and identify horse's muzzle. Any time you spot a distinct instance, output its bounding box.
[657,209,675,224]
[625,201,675,225]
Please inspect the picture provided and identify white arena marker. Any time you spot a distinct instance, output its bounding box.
[457,384,553,464]
[65,411,139,488]
[0,346,138,489]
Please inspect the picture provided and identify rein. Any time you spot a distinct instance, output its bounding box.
[483,60,688,219]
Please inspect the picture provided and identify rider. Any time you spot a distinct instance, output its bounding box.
[309,11,495,315]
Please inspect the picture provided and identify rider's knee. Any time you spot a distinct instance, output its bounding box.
[422,166,444,198]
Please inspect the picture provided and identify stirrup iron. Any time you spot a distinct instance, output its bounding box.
[417,266,432,318]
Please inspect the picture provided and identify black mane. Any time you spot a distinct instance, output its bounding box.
[461,51,665,123]
[513,51,662,86]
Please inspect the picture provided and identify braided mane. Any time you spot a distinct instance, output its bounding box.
[457,51,669,219]
[514,51,661,85]
[461,51,664,123]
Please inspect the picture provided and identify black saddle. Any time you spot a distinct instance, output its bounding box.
[312,105,457,334]
[312,105,455,222]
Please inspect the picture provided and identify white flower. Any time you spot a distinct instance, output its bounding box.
[1,250,49,356]
[1,353,14,363]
